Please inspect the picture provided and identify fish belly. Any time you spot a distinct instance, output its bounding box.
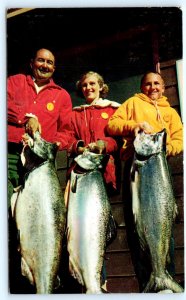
[138,153,175,273]
[67,170,110,294]
[133,153,183,292]
[15,163,66,293]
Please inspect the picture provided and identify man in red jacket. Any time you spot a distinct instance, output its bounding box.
[8,48,72,293]
[8,48,72,205]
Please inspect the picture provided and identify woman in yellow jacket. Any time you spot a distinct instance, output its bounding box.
[107,71,183,160]
[107,71,183,291]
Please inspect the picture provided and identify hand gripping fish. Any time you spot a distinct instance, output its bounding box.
[66,150,111,294]
[131,129,183,293]
[11,132,66,293]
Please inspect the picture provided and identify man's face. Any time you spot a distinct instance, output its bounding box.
[141,73,165,101]
[30,49,55,82]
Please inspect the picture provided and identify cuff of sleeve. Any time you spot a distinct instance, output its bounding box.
[166,144,173,156]
[76,140,85,153]
[25,113,38,121]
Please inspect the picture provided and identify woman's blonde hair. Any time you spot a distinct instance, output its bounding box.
[76,71,109,98]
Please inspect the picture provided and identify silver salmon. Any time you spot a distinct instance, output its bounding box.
[11,132,66,293]
[67,151,110,294]
[131,129,183,293]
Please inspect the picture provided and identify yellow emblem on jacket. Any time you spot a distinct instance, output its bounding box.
[47,102,54,111]
[101,112,109,119]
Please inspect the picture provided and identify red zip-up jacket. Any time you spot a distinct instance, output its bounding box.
[68,99,121,190]
[8,74,72,150]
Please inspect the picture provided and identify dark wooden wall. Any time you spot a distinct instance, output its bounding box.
[55,60,184,293]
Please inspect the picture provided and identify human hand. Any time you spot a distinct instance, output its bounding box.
[134,122,153,136]
[166,144,173,157]
[88,140,106,154]
[55,142,61,148]
[25,117,41,137]
[22,133,32,146]
[77,146,86,154]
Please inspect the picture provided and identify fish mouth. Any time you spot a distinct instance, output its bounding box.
[74,151,107,171]
[134,129,166,156]
[24,132,58,161]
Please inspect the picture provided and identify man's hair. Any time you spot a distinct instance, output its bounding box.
[30,48,55,63]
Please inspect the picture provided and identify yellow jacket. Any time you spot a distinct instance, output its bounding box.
[107,93,183,160]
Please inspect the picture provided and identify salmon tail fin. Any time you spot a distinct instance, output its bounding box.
[143,271,184,293]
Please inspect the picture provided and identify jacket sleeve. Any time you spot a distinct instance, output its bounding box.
[166,109,183,156]
[97,136,118,154]
[65,111,85,154]
[107,99,137,136]
[8,76,28,125]
[52,91,73,150]
[96,108,121,154]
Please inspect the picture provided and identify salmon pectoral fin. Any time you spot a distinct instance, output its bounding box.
[21,256,35,286]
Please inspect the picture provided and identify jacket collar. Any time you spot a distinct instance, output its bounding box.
[73,98,120,111]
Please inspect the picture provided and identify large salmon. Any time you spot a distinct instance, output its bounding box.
[11,132,66,293]
[67,151,110,294]
[131,129,183,293]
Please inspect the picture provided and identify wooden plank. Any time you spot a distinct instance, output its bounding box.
[161,67,177,86]
[168,153,183,174]
[7,8,35,19]
[174,223,184,247]
[107,274,184,293]
[160,60,176,68]
[174,274,184,288]
[111,203,125,227]
[105,250,184,293]
[55,150,68,190]
[164,86,179,107]
[105,249,184,291]
[105,252,135,276]
[172,174,183,196]
[105,247,184,275]
[56,169,67,190]
[55,150,68,169]
[176,196,184,222]
[175,248,184,274]
[107,227,128,251]
[107,220,184,252]
[110,193,122,204]
[107,276,139,293]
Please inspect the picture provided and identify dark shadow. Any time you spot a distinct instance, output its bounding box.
[122,158,151,292]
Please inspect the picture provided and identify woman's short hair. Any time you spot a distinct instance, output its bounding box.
[76,71,109,98]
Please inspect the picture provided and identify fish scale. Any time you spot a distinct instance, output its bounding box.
[132,129,183,293]
[67,154,110,294]
[12,133,66,293]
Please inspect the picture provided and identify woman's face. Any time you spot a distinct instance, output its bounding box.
[141,73,165,101]
[81,74,102,104]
